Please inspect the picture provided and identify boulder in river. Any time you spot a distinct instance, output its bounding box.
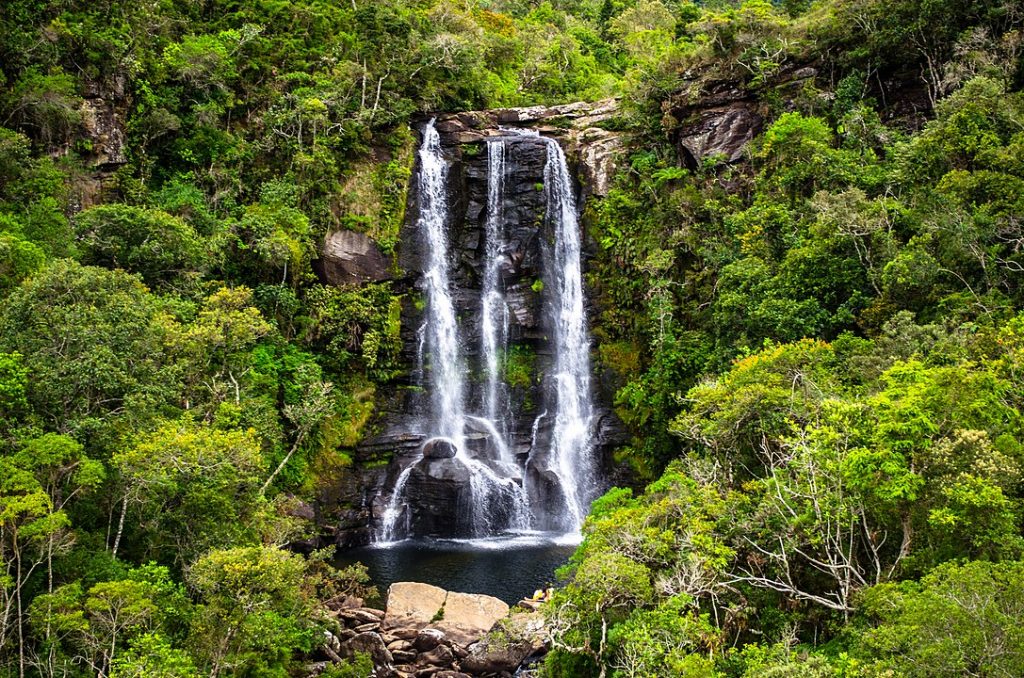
[429,591,510,646]
[383,582,447,629]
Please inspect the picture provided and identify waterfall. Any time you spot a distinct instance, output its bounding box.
[480,139,511,449]
[377,122,530,542]
[540,138,596,532]
[419,120,466,447]
[376,122,596,542]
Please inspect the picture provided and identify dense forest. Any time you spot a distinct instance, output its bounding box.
[2,0,1024,676]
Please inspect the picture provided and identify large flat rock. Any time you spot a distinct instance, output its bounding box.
[384,582,447,628]
[430,591,509,645]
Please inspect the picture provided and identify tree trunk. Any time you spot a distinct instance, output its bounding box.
[112,495,128,558]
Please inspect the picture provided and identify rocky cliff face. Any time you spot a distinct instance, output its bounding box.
[69,78,131,211]
[324,100,631,546]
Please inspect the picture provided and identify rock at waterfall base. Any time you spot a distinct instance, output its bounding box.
[422,438,458,459]
[429,591,510,646]
[384,582,448,628]
[330,582,546,676]
[337,632,393,671]
[462,612,548,674]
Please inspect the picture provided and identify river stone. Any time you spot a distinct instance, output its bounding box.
[355,621,381,633]
[339,607,386,625]
[385,582,448,628]
[422,438,458,459]
[321,229,391,285]
[462,611,547,674]
[338,631,393,669]
[417,644,455,666]
[388,639,414,652]
[413,628,447,652]
[393,649,418,664]
[430,592,509,645]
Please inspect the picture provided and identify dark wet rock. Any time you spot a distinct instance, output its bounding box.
[413,628,447,652]
[321,229,392,285]
[677,103,762,168]
[524,465,573,532]
[403,458,476,536]
[422,438,458,459]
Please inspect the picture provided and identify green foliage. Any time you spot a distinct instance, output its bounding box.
[502,345,536,390]
[112,419,271,565]
[1,0,1024,675]
[0,260,178,446]
[74,205,206,289]
[187,546,316,676]
[0,231,45,294]
[859,560,1024,677]
[304,283,402,381]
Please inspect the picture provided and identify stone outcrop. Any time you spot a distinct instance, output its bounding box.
[311,582,545,678]
[664,76,766,169]
[67,78,131,211]
[384,583,450,629]
[461,612,547,675]
[677,102,762,167]
[320,229,392,286]
[432,98,624,199]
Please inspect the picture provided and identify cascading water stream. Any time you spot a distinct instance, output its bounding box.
[419,120,466,447]
[540,137,595,532]
[480,140,511,447]
[377,122,531,542]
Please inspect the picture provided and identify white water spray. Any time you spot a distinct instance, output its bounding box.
[541,137,596,532]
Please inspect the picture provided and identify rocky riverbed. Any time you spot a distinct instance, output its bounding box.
[311,582,549,678]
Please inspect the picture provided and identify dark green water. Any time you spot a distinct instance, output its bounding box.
[336,534,579,605]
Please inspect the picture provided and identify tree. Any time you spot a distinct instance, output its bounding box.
[13,434,104,594]
[861,560,1024,677]
[74,204,206,289]
[111,419,268,565]
[0,459,61,678]
[0,261,179,445]
[0,231,45,295]
[187,546,315,677]
[29,565,192,678]
[168,285,272,411]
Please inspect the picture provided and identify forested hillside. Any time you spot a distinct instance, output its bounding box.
[1,0,1023,676]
